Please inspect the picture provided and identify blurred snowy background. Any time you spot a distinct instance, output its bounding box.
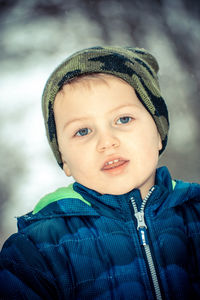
[0,0,200,247]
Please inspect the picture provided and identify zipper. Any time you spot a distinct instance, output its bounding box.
[130,187,162,300]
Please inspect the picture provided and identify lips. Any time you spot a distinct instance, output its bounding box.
[101,157,129,171]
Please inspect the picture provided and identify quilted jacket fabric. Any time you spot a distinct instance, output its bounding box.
[0,166,200,299]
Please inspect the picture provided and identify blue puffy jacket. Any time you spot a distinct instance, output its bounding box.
[0,166,200,299]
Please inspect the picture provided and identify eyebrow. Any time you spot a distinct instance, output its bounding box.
[63,104,138,130]
[109,104,138,114]
[63,117,90,131]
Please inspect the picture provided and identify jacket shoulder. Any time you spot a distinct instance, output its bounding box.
[172,180,200,234]
[170,179,200,206]
[33,183,91,214]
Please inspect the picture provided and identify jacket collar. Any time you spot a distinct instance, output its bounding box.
[72,166,174,214]
[17,166,200,230]
[151,167,200,212]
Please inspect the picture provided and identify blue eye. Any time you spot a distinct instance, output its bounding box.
[116,116,132,124]
[75,128,91,136]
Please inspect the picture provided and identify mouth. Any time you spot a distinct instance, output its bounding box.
[101,158,129,174]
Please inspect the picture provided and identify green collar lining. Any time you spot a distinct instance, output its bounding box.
[172,180,177,191]
[33,183,91,215]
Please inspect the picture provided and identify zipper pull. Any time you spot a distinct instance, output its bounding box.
[134,211,147,229]
[138,227,149,245]
[134,211,149,246]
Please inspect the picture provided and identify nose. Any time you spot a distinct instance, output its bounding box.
[96,132,120,152]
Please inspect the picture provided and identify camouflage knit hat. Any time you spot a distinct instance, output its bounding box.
[42,46,169,168]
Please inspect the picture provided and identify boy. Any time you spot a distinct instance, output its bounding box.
[0,46,200,299]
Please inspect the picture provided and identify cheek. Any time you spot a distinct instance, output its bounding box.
[129,130,160,163]
[128,128,158,149]
[141,124,161,150]
[66,151,91,175]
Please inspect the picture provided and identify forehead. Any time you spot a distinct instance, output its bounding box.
[59,73,127,93]
[54,73,135,105]
[53,74,147,125]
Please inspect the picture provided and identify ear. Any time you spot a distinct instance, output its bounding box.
[60,150,72,177]
[158,133,162,151]
[63,160,72,177]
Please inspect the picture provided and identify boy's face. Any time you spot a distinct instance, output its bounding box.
[54,75,162,198]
